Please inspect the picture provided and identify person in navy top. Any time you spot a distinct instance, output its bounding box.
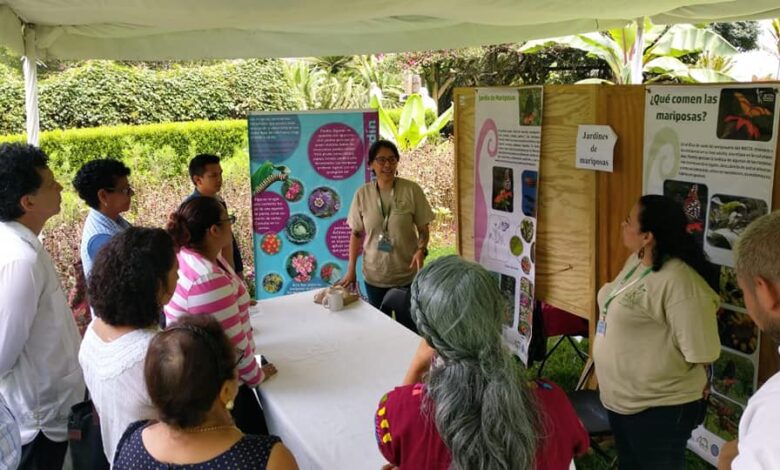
[113,315,297,469]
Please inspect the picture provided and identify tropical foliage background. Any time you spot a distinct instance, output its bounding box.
[1,19,778,468]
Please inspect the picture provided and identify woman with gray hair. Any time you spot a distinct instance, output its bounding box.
[375,255,588,470]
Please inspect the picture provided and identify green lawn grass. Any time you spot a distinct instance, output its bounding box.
[428,245,457,260]
[532,337,712,469]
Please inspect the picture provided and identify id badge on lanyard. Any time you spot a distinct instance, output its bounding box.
[597,264,652,336]
[596,318,607,336]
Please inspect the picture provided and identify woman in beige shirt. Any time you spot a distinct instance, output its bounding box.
[339,140,434,329]
[593,195,720,470]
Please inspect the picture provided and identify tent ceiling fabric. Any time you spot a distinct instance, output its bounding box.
[1,0,780,60]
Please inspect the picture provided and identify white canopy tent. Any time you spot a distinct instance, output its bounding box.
[2,0,780,144]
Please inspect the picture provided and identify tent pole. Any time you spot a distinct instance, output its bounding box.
[22,26,40,146]
[631,17,644,85]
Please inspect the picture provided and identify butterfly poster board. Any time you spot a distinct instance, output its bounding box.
[643,85,780,465]
[473,87,543,364]
[248,110,378,299]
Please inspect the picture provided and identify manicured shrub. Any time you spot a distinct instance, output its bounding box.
[0,68,24,135]
[0,59,298,134]
[0,119,248,181]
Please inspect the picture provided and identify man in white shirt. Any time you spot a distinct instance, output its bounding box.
[718,211,780,470]
[0,143,85,469]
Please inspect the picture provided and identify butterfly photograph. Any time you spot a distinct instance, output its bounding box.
[663,179,708,247]
[716,87,776,141]
[518,87,543,127]
[491,166,514,213]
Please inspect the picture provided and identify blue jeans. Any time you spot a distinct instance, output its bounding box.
[608,399,706,470]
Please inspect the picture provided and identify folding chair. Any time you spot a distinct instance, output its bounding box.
[380,287,418,334]
[536,303,589,378]
[567,359,617,469]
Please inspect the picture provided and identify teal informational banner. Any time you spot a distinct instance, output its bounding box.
[248,110,378,299]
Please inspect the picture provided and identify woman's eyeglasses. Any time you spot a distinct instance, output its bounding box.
[107,186,135,196]
[220,214,237,225]
[375,156,398,166]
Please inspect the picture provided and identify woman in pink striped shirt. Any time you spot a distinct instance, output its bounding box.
[165,197,276,435]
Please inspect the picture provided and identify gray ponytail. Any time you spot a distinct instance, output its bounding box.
[411,255,539,470]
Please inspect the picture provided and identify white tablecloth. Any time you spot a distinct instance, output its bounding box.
[250,291,420,470]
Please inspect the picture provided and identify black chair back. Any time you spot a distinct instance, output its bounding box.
[567,359,617,468]
[380,287,418,334]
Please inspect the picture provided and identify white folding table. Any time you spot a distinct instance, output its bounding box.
[250,291,419,469]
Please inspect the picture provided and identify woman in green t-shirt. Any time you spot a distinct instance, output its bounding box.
[339,140,434,328]
[593,195,720,470]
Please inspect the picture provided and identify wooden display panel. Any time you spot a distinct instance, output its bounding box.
[595,86,645,287]
[453,89,475,262]
[534,86,599,321]
[454,83,780,385]
[593,85,780,386]
[454,86,600,321]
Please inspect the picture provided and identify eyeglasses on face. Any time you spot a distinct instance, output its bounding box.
[220,214,237,225]
[374,156,398,166]
[107,186,135,196]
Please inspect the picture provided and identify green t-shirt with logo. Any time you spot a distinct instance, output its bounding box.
[593,256,720,414]
[347,177,434,288]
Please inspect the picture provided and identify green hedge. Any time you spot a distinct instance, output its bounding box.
[0,70,24,135]
[0,120,248,181]
[0,60,298,135]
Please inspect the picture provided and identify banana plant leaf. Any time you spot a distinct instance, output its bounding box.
[650,24,737,57]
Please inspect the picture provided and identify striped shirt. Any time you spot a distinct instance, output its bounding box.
[164,248,262,386]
